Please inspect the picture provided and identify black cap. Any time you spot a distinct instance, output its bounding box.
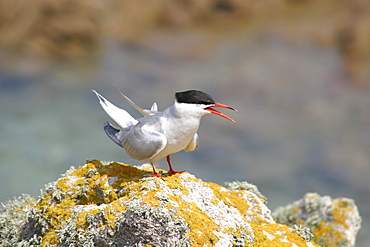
[175,90,215,105]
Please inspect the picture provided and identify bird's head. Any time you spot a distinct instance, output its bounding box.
[175,90,237,122]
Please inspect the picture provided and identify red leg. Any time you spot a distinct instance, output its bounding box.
[166,155,184,175]
[151,163,162,177]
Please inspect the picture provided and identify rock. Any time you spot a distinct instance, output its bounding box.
[273,192,362,247]
[0,160,360,246]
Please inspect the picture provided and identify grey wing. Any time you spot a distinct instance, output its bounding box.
[184,133,199,152]
[122,126,167,161]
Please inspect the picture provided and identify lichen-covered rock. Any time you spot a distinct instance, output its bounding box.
[273,192,362,247]
[0,160,357,246]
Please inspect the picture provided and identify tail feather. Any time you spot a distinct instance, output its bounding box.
[114,87,159,116]
[93,90,138,129]
[114,87,150,116]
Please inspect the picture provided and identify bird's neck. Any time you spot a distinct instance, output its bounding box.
[162,105,202,139]
[165,104,204,121]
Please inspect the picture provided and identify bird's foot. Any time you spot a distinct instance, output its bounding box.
[168,169,185,176]
[152,172,163,177]
[151,164,163,177]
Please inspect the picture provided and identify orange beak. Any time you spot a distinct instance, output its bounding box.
[205,102,237,122]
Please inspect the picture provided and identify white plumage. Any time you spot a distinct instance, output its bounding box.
[93,89,236,177]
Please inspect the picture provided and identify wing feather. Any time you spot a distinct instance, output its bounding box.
[184,133,199,152]
[122,126,167,161]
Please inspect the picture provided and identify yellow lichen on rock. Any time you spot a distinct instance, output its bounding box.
[310,197,360,246]
[252,222,315,247]
[13,161,324,246]
[272,192,361,247]
[0,161,361,246]
[179,201,220,246]
[210,184,251,215]
[34,160,157,245]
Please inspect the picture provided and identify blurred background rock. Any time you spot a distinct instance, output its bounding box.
[0,0,369,245]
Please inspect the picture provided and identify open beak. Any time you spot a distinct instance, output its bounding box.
[205,102,237,122]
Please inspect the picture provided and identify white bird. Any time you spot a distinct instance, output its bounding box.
[93,88,236,177]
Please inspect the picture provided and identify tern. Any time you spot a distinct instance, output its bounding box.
[93,88,236,177]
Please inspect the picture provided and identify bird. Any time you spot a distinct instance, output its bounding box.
[93,88,237,177]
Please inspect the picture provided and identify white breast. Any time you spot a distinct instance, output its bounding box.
[148,106,202,163]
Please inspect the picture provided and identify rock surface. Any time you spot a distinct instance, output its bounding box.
[273,192,362,247]
[0,160,361,246]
